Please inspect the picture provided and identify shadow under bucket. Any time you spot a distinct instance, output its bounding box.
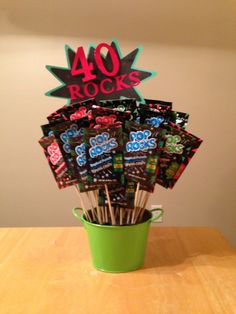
[72,208,163,273]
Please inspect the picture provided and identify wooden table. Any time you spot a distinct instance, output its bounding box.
[0,227,236,314]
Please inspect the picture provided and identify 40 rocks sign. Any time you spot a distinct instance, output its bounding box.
[45,39,156,104]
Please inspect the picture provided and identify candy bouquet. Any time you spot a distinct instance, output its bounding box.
[39,40,203,272]
[39,97,202,226]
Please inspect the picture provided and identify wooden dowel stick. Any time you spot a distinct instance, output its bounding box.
[92,190,102,224]
[127,209,131,224]
[104,205,108,223]
[120,207,123,225]
[137,190,143,209]
[134,182,140,209]
[104,184,116,225]
[134,191,147,223]
[74,186,91,222]
[86,192,96,221]
[138,192,150,223]
[115,206,119,220]
[131,182,140,224]
[133,189,144,223]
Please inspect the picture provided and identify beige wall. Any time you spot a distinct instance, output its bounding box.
[1,1,236,246]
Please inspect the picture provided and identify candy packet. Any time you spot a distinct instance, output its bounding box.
[170,111,189,129]
[139,107,171,128]
[98,185,127,207]
[68,135,99,192]
[51,117,89,179]
[77,182,98,192]
[156,122,203,188]
[141,98,172,111]
[98,98,137,111]
[84,127,124,184]
[41,119,64,137]
[124,121,164,191]
[139,107,190,130]
[68,135,88,184]
[125,181,136,208]
[38,135,77,189]
[91,105,131,129]
[98,98,139,121]
[47,99,96,123]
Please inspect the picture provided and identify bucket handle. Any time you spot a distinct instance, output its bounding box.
[149,208,164,223]
[72,207,83,223]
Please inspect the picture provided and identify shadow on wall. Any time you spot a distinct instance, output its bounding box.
[0,0,236,49]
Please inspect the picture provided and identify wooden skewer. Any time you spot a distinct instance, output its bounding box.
[104,184,116,225]
[134,182,140,209]
[92,190,103,224]
[119,207,123,225]
[103,205,108,223]
[74,185,91,222]
[86,192,96,221]
[137,190,143,209]
[133,188,144,224]
[115,205,119,221]
[134,190,147,224]
[100,205,104,223]
[138,192,151,223]
[126,209,131,224]
[131,209,136,224]
[131,182,140,224]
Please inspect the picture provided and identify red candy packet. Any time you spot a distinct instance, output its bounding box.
[47,99,96,123]
[39,136,77,189]
[91,105,131,129]
[142,99,172,111]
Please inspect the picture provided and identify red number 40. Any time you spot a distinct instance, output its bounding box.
[71,43,120,82]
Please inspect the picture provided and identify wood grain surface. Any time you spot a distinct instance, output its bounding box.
[0,227,236,314]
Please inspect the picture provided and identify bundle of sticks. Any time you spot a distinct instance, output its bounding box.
[75,183,150,225]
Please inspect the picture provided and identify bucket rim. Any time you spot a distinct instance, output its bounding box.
[72,207,163,229]
[82,209,152,229]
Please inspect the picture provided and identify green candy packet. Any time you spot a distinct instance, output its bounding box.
[156,122,203,189]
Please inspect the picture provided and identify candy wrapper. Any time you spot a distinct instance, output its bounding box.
[156,122,202,188]
[91,105,131,129]
[98,185,127,207]
[84,127,124,185]
[41,120,61,137]
[77,182,98,192]
[139,106,171,128]
[39,135,77,189]
[137,99,172,125]
[170,111,189,129]
[124,121,164,192]
[98,98,139,122]
[51,118,89,179]
[139,105,189,130]
[68,135,88,184]
[69,136,98,192]
[142,99,172,111]
[47,99,96,123]
[125,181,136,208]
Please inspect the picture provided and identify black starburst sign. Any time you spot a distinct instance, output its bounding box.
[45,39,156,105]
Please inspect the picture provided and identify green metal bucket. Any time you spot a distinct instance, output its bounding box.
[72,207,163,273]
